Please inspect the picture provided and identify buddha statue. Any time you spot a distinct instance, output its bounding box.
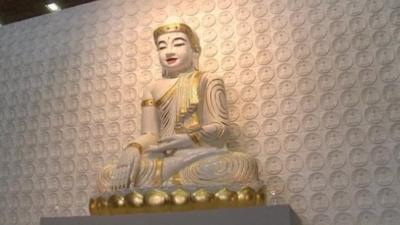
[94,21,263,213]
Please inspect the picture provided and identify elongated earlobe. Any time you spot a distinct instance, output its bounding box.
[193,52,200,71]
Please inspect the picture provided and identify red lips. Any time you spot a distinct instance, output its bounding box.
[166,58,178,64]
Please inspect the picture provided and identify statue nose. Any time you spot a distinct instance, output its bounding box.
[166,52,175,58]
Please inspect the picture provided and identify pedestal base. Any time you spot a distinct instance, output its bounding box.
[41,205,302,225]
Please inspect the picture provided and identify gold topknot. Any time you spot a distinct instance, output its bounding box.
[153,23,201,53]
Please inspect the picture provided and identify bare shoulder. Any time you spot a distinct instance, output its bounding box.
[142,83,156,99]
[150,78,178,100]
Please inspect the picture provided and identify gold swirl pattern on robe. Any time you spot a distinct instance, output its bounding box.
[176,152,259,186]
[194,74,230,147]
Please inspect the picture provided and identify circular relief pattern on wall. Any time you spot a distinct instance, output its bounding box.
[346,128,366,146]
[252,3,268,18]
[357,211,378,225]
[239,69,256,85]
[243,139,261,157]
[351,168,371,188]
[242,121,260,138]
[292,27,308,43]
[329,170,349,190]
[380,65,399,83]
[286,154,304,173]
[219,25,235,39]
[270,0,286,14]
[289,194,307,213]
[241,103,259,120]
[310,24,328,41]
[296,60,313,76]
[238,53,255,68]
[229,123,241,139]
[306,152,325,171]
[217,0,232,9]
[278,80,296,97]
[237,37,253,52]
[349,147,369,167]
[266,176,285,193]
[228,105,240,121]
[374,167,395,186]
[221,56,236,71]
[350,16,368,33]
[355,189,375,209]
[218,10,233,24]
[309,172,327,191]
[332,191,352,211]
[202,14,216,27]
[379,209,400,225]
[377,187,398,208]
[300,95,318,113]
[277,63,294,79]
[368,125,388,144]
[220,40,236,55]
[311,192,329,213]
[203,44,218,58]
[203,58,219,72]
[282,116,300,133]
[283,134,302,153]
[236,21,252,36]
[346,1,364,16]
[265,156,283,175]
[280,98,297,115]
[226,88,239,104]
[287,174,306,193]
[302,114,320,131]
[261,100,278,118]
[235,7,251,21]
[264,137,281,155]
[222,71,237,87]
[240,85,257,102]
[254,19,269,33]
[327,150,346,169]
[255,34,272,49]
[262,119,280,136]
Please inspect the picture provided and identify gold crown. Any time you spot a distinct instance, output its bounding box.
[153,23,201,53]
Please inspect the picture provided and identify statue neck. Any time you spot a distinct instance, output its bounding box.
[164,68,197,79]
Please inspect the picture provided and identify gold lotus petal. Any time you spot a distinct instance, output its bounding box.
[171,189,190,205]
[97,196,108,208]
[215,188,237,202]
[109,194,125,208]
[145,189,169,206]
[237,187,256,202]
[256,187,266,203]
[96,196,109,215]
[191,188,213,203]
[126,191,144,207]
[89,198,97,215]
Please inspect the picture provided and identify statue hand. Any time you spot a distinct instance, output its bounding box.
[111,145,140,191]
[147,134,193,155]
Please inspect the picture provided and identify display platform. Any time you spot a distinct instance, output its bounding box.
[41,205,302,225]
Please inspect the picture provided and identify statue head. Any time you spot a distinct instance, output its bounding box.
[153,23,201,77]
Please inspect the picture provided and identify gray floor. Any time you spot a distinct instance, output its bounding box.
[41,205,302,225]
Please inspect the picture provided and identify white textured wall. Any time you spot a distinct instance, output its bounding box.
[1,0,400,224]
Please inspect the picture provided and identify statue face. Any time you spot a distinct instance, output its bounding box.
[156,32,194,76]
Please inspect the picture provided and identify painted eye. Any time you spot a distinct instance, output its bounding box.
[174,42,185,47]
[158,45,166,50]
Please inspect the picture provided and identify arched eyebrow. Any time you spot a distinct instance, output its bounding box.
[172,37,187,43]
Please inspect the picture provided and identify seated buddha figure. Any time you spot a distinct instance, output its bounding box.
[97,21,261,193]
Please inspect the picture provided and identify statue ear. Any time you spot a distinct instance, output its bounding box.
[193,52,200,70]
